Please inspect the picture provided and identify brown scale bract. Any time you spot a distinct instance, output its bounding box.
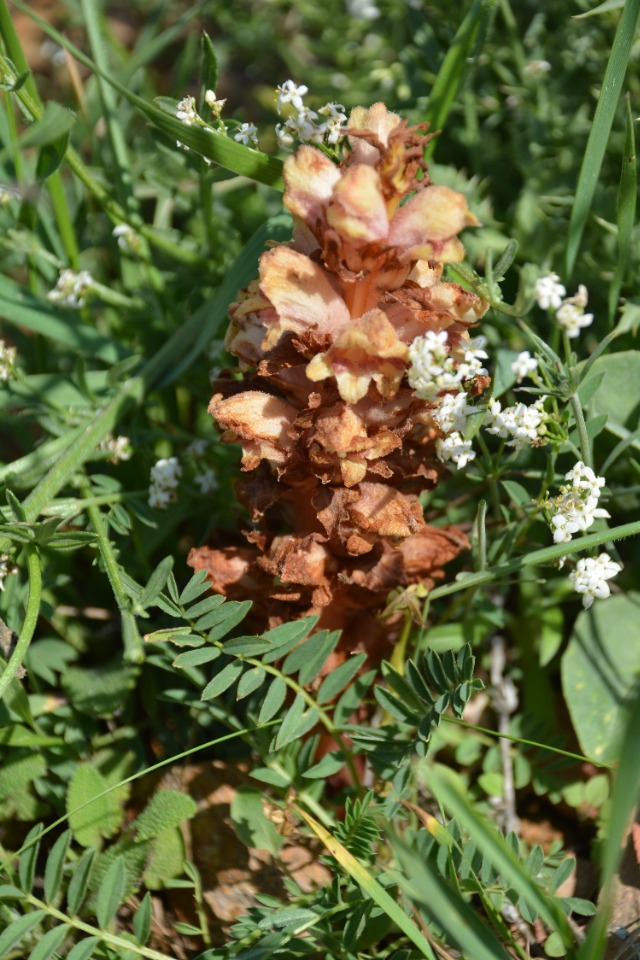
[189,103,489,660]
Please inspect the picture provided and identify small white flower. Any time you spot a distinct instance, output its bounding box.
[0,554,18,591]
[47,269,95,309]
[275,122,295,150]
[176,96,198,125]
[534,273,566,311]
[276,80,308,114]
[112,224,137,252]
[556,301,594,338]
[523,60,552,78]
[454,335,489,382]
[100,435,132,464]
[194,468,218,494]
[569,553,622,609]
[234,122,259,147]
[204,89,226,116]
[186,439,208,457]
[511,351,538,383]
[347,0,381,19]
[436,431,475,470]
[0,339,17,381]
[407,331,460,399]
[148,486,173,510]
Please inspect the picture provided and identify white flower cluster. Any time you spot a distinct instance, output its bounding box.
[407,332,487,400]
[0,553,18,591]
[100,435,132,464]
[176,95,199,125]
[275,81,347,150]
[0,339,17,382]
[485,396,547,450]
[548,461,609,544]
[47,269,94,309]
[569,553,622,609]
[175,91,226,156]
[433,392,478,470]
[194,468,218,494]
[511,350,538,383]
[436,432,475,470]
[148,456,182,510]
[534,274,594,338]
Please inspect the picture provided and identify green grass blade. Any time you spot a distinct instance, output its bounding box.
[423,764,575,949]
[565,0,640,278]
[296,806,436,960]
[424,0,496,160]
[389,836,514,960]
[7,0,284,190]
[608,93,636,324]
[578,681,640,960]
[0,275,130,362]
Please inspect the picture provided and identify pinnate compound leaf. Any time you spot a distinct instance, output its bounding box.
[43,829,71,903]
[96,855,126,928]
[134,790,197,842]
[257,676,287,723]
[67,849,96,915]
[0,910,46,957]
[66,938,101,960]
[67,766,123,848]
[27,923,69,960]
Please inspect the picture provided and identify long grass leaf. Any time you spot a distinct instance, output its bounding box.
[296,806,436,960]
[565,0,640,277]
[608,93,637,324]
[578,680,640,960]
[390,836,513,960]
[424,0,496,160]
[423,764,574,948]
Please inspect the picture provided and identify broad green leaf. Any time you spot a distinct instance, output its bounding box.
[317,654,367,704]
[67,849,96,914]
[566,0,640,275]
[96,855,126,928]
[27,923,70,960]
[173,647,221,669]
[43,829,71,903]
[562,593,640,763]
[62,659,137,718]
[223,636,272,656]
[134,789,197,842]
[0,910,45,957]
[262,616,319,649]
[201,660,244,700]
[0,101,74,159]
[138,556,174,609]
[0,885,22,899]
[194,599,251,636]
[230,787,283,855]
[183,594,225,619]
[237,666,267,699]
[67,766,124,848]
[257,676,287,724]
[299,632,340,685]
[178,569,211,605]
[0,754,46,820]
[35,130,70,181]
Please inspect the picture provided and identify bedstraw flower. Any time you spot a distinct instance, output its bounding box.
[569,553,621,609]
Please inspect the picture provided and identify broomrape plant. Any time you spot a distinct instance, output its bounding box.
[1,1,640,959]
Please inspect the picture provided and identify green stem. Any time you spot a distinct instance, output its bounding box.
[79,477,144,664]
[428,518,640,602]
[25,892,177,960]
[569,392,592,468]
[0,547,41,700]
